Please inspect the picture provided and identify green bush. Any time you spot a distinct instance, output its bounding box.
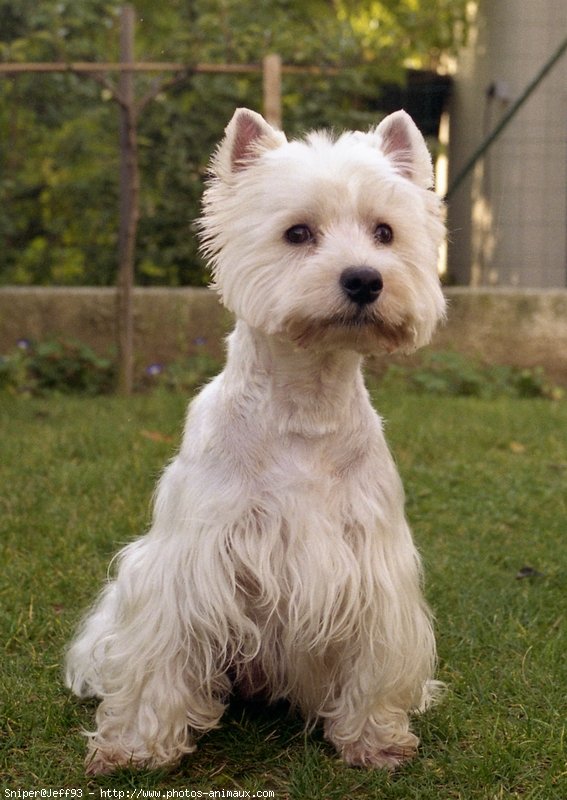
[140,353,222,394]
[1,340,562,401]
[380,351,563,401]
[0,339,115,396]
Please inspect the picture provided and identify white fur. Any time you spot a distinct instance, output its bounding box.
[65,108,446,774]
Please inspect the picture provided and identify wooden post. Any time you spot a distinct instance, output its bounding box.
[262,54,282,128]
[116,4,139,395]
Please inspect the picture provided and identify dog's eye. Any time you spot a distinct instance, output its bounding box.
[374,223,393,245]
[285,225,314,245]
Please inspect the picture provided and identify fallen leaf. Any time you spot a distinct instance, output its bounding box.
[516,565,544,580]
[509,441,526,454]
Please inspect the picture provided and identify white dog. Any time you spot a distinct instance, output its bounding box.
[66,107,446,774]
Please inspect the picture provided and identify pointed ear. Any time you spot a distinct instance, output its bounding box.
[213,108,286,179]
[375,110,434,189]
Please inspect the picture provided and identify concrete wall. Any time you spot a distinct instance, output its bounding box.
[1,286,566,384]
[448,0,567,287]
[0,287,232,366]
[434,288,567,382]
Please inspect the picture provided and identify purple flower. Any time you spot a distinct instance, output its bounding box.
[145,363,163,377]
[17,339,31,350]
[194,336,207,346]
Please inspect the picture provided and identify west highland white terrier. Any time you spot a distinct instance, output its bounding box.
[66,107,446,774]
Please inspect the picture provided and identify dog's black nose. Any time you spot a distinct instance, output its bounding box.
[340,267,383,306]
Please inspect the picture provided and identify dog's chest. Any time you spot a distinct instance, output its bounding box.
[229,433,387,657]
[260,430,369,507]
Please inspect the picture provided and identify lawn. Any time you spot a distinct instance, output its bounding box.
[1,387,566,798]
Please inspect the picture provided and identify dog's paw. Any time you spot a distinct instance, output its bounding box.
[85,739,195,775]
[339,736,418,770]
[325,721,419,771]
[85,746,131,775]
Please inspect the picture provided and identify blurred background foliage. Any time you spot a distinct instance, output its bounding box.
[0,0,468,287]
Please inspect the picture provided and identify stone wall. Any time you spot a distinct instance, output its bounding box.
[1,286,566,383]
[0,287,232,366]
[434,289,567,382]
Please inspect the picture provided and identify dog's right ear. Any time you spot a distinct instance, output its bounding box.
[214,108,286,179]
[375,110,434,189]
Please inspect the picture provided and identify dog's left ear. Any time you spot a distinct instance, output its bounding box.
[214,108,286,179]
[375,110,434,189]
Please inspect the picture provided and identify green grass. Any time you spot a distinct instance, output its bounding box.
[1,388,566,798]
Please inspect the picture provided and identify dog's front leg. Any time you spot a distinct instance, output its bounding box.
[322,657,423,770]
[85,665,228,775]
[321,635,433,770]
[71,535,231,774]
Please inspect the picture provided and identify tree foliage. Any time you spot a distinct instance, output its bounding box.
[0,0,468,286]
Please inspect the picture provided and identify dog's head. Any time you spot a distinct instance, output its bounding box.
[200,108,446,354]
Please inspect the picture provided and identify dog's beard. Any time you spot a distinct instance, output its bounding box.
[284,306,415,354]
